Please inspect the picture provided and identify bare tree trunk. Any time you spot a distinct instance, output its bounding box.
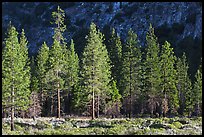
[40,87,44,117]
[92,89,95,119]
[129,59,132,119]
[57,82,60,118]
[97,94,100,118]
[22,111,25,119]
[11,86,15,131]
[195,102,200,116]
[51,91,54,116]
[56,70,61,118]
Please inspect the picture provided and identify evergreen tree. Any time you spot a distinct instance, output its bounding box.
[51,6,66,46]
[17,29,31,118]
[160,41,178,115]
[105,80,122,118]
[36,42,49,116]
[97,30,112,118]
[176,53,192,116]
[66,39,79,90]
[2,24,31,131]
[120,29,142,118]
[47,39,65,118]
[192,64,202,116]
[143,24,161,116]
[46,6,67,118]
[107,28,122,88]
[29,57,41,118]
[81,22,112,119]
[63,39,79,114]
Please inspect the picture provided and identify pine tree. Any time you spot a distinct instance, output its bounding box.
[175,53,192,116]
[46,6,67,118]
[47,39,65,118]
[143,24,161,116]
[63,39,79,114]
[105,80,122,118]
[81,22,112,119]
[160,41,178,115]
[2,24,31,131]
[29,57,41,118]
[97,30,112,118]
[107,28,122,88]
[36,42,49,116]
[120,29,142,118]
[51,6,66,46]
[192,64,202,116]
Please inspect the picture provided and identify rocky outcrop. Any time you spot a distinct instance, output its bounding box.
[2,2,202,56]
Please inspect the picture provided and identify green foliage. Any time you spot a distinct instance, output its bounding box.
[160,41,178,112]
[107,28,122,88]
[172,121,183,129]
[120,29,142,117]
[35,120,52,129]
[176,53,193,115]
[192,66,202,103]
[2,24,31,112]
[51,6,66,45]
[2,5,202,129]
[109,80,122,102]
[80,22,112,117]
[46,6,68,118]
[30,57,39,92]
[143,24,161,96]
[2,117,202,135]
[36,42,49,93]
[64,39,79,91]
[192,65,202,116]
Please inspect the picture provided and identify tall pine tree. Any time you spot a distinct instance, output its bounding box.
[176,53,192,116]
[120,29,142,118]
[36,42,49,116]
[143,24,161,116]
[2,24,31,131]
[107,28,122,89]
[46,6,67,118]
[81,22,112,119]
[63,39,79,114]
[192,64,202,116]
[29,56,41,118]
[160,41,178,115]
[47,39,65,118]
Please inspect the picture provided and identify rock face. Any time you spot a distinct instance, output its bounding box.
[2,2,202,56]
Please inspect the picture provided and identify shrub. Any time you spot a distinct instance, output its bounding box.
[172,121,183,129]
[132,128,151,135]
[107,125,126,135]
[35,120,52,129]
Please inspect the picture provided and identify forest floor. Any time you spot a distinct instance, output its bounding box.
[2,116,202,135]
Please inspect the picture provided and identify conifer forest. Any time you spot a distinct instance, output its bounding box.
[2,3,202,135]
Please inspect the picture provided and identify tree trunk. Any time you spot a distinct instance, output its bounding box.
[57,82,60,118]
[129,59,132,119]
[11,86,15,131]
[57,69,61,118]
[97,94,100,118]
[40,87,44,117]
[22,111,25,119]
[92,88,95,119]
[195,102,200,116]
[51,91,54,116]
